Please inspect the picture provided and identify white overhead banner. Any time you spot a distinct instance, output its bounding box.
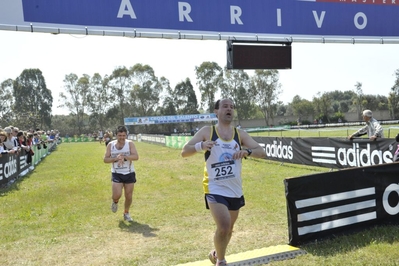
[1,0,399,43]
[124,113,217,125]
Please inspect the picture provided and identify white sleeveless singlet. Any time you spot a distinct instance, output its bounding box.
[110,140,134,174]
[203,126,242,198]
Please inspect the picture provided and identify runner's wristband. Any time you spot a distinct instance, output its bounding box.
[195,141,204,152]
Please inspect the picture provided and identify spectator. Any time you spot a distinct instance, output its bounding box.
[26,132,35,163]
[48,130,56,143]
[104,132,111,146]
[16,131,30,152]
[98,129,104,144]
[40,131,48,149]
[3,127,18,151]
[348,110,384,141]
[393,133,399,162]
[0,130,16,156]
[33,132,41,145]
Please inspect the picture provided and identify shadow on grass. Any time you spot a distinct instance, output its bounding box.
[0,171,33,197]
[300,224,399,257]
[118,220,159,237]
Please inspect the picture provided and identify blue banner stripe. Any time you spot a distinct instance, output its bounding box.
[21,0,399,37]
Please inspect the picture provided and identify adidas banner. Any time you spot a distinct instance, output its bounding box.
[285,162,399,245]
[253,137,398,169]
[0,151,30,185]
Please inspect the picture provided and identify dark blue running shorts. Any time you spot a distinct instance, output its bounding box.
[205,194,245,211]
[111,172,136,184]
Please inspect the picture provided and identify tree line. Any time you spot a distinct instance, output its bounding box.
[1,64,399,136]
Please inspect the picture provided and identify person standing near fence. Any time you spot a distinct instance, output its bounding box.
[181,98,266,266]
[348,110,384,140]
[103,125,139,222]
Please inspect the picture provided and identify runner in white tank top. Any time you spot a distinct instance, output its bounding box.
[203,125,243,198]
[104,126,139,222]
[181,99,266,266]
[110,139,135,174]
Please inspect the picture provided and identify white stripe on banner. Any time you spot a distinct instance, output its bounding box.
[311,147,335,152]
[312,158,337,164]
[295,187,376,208]
[311,146,336,164]
[311,152,336,158]
[297,200,376,222]
[298,212,377,236]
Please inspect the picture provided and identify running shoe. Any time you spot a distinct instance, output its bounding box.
[123,212,133,222]
[216,261,227,266]
[208,250,217,264]
[111,202,118,213]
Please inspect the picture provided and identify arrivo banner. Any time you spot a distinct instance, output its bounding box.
[0,0,398,42]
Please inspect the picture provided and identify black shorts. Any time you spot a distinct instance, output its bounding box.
[205,194,245,211]
[111,172,136,184]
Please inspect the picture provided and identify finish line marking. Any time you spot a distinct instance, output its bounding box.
[176,245,306,266]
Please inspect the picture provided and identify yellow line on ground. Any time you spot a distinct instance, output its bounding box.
[175,245,306,266]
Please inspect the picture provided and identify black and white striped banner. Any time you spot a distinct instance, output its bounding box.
[285,162,399,245]
[253,137,398,169]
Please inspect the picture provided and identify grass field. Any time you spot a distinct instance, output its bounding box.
[1,142,399,266]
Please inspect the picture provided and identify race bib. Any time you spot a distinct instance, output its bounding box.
[211,160,236,181]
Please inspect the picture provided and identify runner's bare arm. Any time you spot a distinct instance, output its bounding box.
[126,141,139,161]
[103,142,118,163]
[181,126,212,157]
[239,129,266,159]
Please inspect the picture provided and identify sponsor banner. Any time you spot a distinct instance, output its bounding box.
[0,153,19,184]
[1,0,399,42]
[0,142,56,186]
[138,134,189,149]
[62,137,97,143]
[285,162,399,245]
[124,113,217,125]
[254,137,397,169]
[140,134,166,145]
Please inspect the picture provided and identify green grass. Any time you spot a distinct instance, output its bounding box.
[1,142,399,265]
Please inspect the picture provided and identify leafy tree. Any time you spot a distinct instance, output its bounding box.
[173,78,198,115]
[276,104,287,116]
[159,78,198,133]
[108,66,132,125]
[127,64,168,133]
[0,78,14,126]
[129,64,166,116]
[160,95,178,133]
[195,61,223,113]
[352,82,366,120]
[290,95,314,121]
[250,69,281,126]
[313,92,333,123]
[362,94,388,111]
[388,69,399,119]
[13,69,52,129]
[221,68,254,124]
[59,73,90,134]
[339,101,350,113]
[87,73,113,131]
[51,114,78,137]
